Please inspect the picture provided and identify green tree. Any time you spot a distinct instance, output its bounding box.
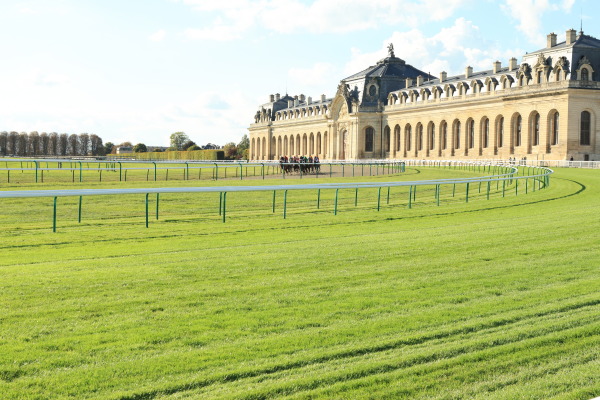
[133,143,147,153]
[223,142,238,159]
[237,134,249,159]
[182,140,197,150]
[170,132,189,150]
[104,142,114,155]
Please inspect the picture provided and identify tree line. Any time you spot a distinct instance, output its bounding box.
[0,131,105,157]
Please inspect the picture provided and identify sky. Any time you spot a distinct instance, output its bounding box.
[0,0,597,147]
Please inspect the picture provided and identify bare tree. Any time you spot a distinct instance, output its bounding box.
[0,131,7,155]
[49,132,58,156]
[8,132,18,155]
[17,132,28,156]
[68,134,79,155]
[79,133,90,156]
[40,132,49,155]
[58,133,68,156]
[28,131,40,156]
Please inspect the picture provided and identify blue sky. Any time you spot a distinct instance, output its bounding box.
[0,0,596,147]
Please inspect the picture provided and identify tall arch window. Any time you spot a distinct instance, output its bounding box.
[580,111,591,145]
[468,119,475,149]
[384,126,390,152]
[537,70,542,84]
[365,127,374,152]
[454,121,461,149]
[441,122,447,150]
[406,125,412,151]
[515,115,522,146]
[429,123,435,150]
[533,113,540,146]
[395,125,401,151]
[551,112,559,145]
[417,125,423,151]
[483,118,489,148]
[498,117,504,148]
[581,68,589,81]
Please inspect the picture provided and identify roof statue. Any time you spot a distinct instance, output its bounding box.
[388,43,395,58]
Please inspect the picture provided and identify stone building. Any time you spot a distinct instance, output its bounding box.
[249,30,600,161]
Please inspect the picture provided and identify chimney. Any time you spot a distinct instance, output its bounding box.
[508,57,517,71]
[439,71,447,82]
[269,94,275,102]
[300,94,305,102]
[321,94,326,102]
[465,66,473,79]
[275,93,280,101]
[288,100,293,108]
[294,99,299,107]
[493,61,501,74]
[307,96,312,104]
[566,29,576,45]
[294,95,299,100]
[547,33,557,48]
[405,77,413,87]
[416,75,423,86]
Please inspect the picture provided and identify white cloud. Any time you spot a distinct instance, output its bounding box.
[149,29,166,42]
[344,18,523,78]
[288,62,337,95]
[179,0,471,40]
[501,0,563,45]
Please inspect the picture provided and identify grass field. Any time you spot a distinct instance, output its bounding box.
[0,166,598,399]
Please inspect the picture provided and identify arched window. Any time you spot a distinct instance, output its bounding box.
[429,123,435,150]
[483,118,489,148]
[537,70,542,84]
[515,115,522,146]
[468,119,475,149]
[417,125,423,151]
[582,68,589,82]
[441,122,447,150]
[454,121,461,149]
[384,126,391,152]
[498,117,504,148]
[580,111,591,145]
[406,125,412,151]
[394,125,401,151]
[533,113,540,146]
[365,127,374,152]
[551,112,559,145]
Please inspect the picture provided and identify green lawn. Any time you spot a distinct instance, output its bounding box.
[0,167,598,399]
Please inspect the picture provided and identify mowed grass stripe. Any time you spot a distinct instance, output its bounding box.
[0,168,598,399]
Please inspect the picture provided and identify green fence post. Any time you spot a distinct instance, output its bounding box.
[436,184,440,206]
[185,162,189,180]
[387,186,390,204]
[317,189,321,209]
[119,162,122,181]
[145,193,149,228]
[156,193,159,220]
[215,163,218,181]
[465,182,469,203]
[413,185,417,201]
[355,187,358,206]
[272,190,276,213]
[502,180,506,197]
[342,163,344,177]
[283,190,288,219]
[486,181,491,200]
[352,163,355,177]
[377,187,381,211]
[478,181,481,193]
[239,163,243,180]
[78,196,82,223]
[219,192,222,215]
[53,196,57,232]
[525,178,528,194]
[7,170,9,183]
[222,192,227,223]
[369,164,372,176]
[515,179,518,196]
[329,163,332,177]
[34,161,38,183]
[334,188,339,215]
[261,163,265,180]
[408,186,412,209]
[79,161,83,182]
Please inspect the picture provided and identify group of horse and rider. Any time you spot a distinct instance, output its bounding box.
[279,155,321,174]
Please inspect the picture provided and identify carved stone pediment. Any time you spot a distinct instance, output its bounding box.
[534,53,548,68]
[578,55,592,68]
[518,63,531,77]
[555,56,570,73]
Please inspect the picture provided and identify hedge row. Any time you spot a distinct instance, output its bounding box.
[115,150,225,161]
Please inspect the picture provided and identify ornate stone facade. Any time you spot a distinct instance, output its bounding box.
[249,29,600,161]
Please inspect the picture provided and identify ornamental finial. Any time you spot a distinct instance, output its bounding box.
[388,43,395,58]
